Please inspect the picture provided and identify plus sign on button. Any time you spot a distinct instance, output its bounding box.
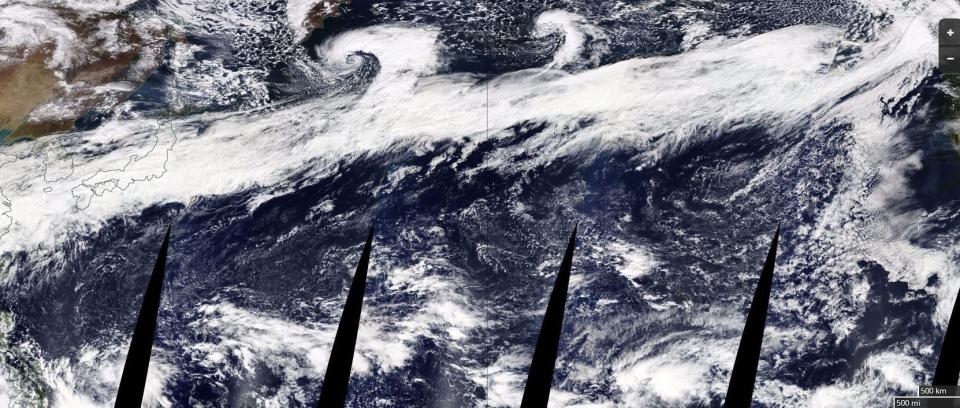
[941,19,960,46]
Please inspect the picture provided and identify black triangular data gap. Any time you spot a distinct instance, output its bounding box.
[115,226,171,408]
[934,284,960,385]
[723,224,780,408]
[317,227,374,408]
[520,226,578,408]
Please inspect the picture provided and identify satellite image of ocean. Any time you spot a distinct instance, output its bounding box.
[1,0,960,406]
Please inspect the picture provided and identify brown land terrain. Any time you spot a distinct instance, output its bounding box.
[302,0,351,40]
[0,1,349,143]
[0,8,167,143]
[0,49,61,139]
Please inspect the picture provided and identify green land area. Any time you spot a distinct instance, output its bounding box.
[0,312,47,407]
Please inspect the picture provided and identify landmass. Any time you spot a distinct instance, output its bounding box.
[289,0,351,43]
[0,4,170,143]
[0,1,351,144]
